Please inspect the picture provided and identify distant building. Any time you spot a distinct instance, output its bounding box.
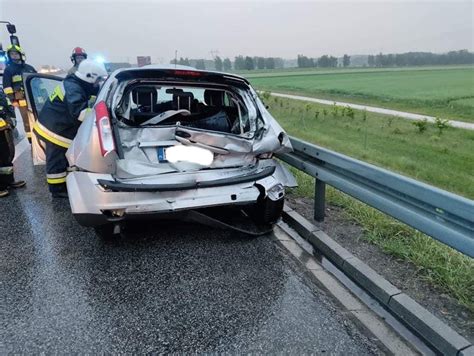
[137,56,151,67]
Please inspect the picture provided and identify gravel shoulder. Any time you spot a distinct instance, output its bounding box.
[287,196,474,343]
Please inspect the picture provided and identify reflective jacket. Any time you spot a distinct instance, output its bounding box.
[34,74,95,148]
[0,91,15,122]
[2,62,37,103]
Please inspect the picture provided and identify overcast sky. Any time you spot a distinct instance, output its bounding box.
[1,0,472,68]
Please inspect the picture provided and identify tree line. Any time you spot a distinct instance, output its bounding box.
[170,56,284,71]
[366,50,474,67]
[296,50,473,68]
[231,56,284,70]
[170,49,473,71]
[297,54,350,68]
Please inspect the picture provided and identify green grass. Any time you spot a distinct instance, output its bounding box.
[289,168,474,313]
[450,97,474,110]
[237,64,474,78]
[264,94,474,198]
[250,67,474,121]
[269,94,474,311]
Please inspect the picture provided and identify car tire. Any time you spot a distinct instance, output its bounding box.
[94,223,121,239]
[245,196,285,225]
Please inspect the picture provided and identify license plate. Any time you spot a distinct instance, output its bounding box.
[157,147,168,162]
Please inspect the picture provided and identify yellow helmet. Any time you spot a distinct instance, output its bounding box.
[6,44,26,63]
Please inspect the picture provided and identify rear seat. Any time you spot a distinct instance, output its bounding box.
[173,92,195,111]
[204,89,224,106]
[130,87,159,124]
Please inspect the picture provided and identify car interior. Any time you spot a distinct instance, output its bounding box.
[116,85,251,134]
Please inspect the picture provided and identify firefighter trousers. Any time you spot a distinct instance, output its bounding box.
[18,105,31,141]
[0,126,15,190]
[42,139,68,194]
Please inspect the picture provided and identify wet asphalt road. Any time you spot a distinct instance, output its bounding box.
[1,149,381,354]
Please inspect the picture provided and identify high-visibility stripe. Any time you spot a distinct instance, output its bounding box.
[33,121,71,148]
[0,166,14,175]
[47,177,67,184]
[12,75,22,82]
[4,87,13,94]
[47,172,67,179]
[7,45,23,53]
[0,119,7,128]
[49,85,65,102]
[26,132,32,138]
[18,99,27,107]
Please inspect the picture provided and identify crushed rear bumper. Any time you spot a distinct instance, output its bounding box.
[96,166,275,192]
[67,161,295,227]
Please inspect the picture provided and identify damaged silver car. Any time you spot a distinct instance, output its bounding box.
[24,66,296,236]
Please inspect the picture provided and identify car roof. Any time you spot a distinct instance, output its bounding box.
[110,64,250,85]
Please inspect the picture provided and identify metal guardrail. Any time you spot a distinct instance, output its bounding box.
[277,137,474,258]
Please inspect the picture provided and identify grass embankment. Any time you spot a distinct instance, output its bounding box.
[263,94,474,311]
[237,64,474,78]
[250,67,474,122]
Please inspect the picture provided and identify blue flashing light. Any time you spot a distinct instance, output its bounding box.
[0,56,6,63]
[95,56,106,64]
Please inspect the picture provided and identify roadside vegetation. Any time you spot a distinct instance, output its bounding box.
[290,169,474,313]
[251,67,474,122]
[261,93,474,198]
[260,93,474,311]
[238,65,474,78]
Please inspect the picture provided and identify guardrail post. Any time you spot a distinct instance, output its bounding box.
[314,178,326,221]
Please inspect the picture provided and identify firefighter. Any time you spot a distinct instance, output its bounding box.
[68,47,88,75]
[0,90,26,197]
[33,59,107,198]
[2,45,36,143]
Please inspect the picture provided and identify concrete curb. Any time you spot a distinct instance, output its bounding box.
[282,206,472,356]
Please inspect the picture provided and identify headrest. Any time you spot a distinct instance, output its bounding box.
[132,87,157,107]
[204,89,224,106]
[173,92,194,111]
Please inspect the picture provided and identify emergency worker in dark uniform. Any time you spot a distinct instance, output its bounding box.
[2,45,36,142]
[33,59,107,198]
[0,90,26,197]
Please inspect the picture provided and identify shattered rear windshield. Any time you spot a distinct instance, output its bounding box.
[114,82,258,137]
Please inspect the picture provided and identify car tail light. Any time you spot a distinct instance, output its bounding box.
[95,101,115,157]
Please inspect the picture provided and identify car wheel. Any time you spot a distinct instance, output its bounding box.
[94,223,121,239]
[245,196,285,225]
